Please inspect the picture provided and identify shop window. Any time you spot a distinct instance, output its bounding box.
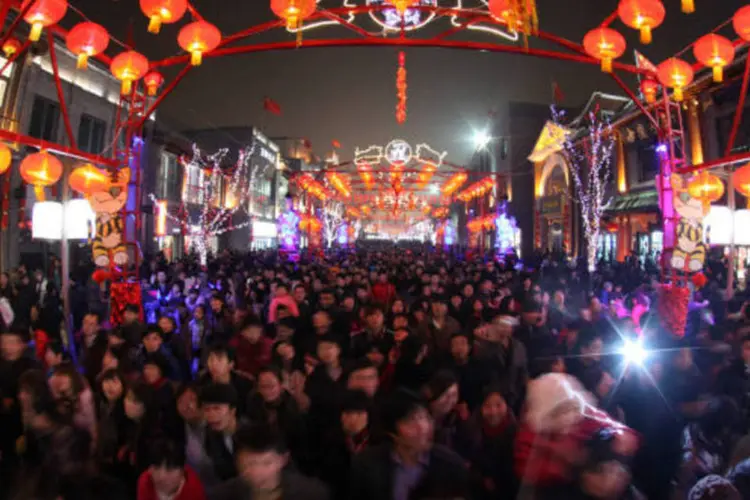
[157,152,182,201]
[183,163,204,204]
[28,95,60,141]
[77,114,106,153]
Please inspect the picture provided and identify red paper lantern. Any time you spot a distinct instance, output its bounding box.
[178,21,221,66]
[139,0,188,34]
[617,0,665,45]
[694,34,735,83]
[110,51,149,95]
[641,79,659,104]
[143,71,164,96]
[657,58,693,102]
[66,22,109,70]
[733,162,750,198]
[20,151,62,187]
[270,0,317,30]
[2,38,22,58]
[583,27,626,73]
[734,5,750,42]
[69,163,108,194]
[0,143,10,175]
[21,0,68,42]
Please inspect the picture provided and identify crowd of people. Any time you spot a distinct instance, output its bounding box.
[0,246,749,499]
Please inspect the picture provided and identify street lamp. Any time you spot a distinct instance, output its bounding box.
[473,130,492,150]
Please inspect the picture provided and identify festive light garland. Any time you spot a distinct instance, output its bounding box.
[396,51,407,124]
[326,171,352,198]
[297,173,330,201]
[149,142,259,265]
[552,107,614,272]
[441,172,468,196]
[456,177,495,202]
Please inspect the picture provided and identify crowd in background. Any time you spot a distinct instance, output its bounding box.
[0,245,749,499]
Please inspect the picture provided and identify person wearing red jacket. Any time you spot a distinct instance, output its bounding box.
[371,272,396,306]
[137,439,206,500]
[514,373,640,500]
[230,315,273,378]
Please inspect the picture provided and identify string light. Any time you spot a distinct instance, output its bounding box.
[552,106,614,272]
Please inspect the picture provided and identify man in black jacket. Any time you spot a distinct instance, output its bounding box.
[211,424,329,500]
[201,383,241,482]
[349,389,470,500]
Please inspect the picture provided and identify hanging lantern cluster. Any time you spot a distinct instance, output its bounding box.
[178,21,221,66]
[583,27,626,73]
[432,206,449,218]
[22,0,68,42]
[441,172,468,196]
[297,174,329,201]
[326,171,351,198]
[617,0,665,45]
[271,0,317,30]
[140,0,188,34]
[456,177,494,202]
[66,22,109,70]
[2,39,22,58]
[69,163,108,194]
[346,207,361,218]
[357,164,374,190]
[468,214,496,233]
[693,34,734,83]
[687,172,724,209]
[299,214,322,232]
[417,164,436,189]
[110,51,149,95]
[396,51,407,124]
[734,163,750,199]
[657,57,693,102]
[20,151,63,200]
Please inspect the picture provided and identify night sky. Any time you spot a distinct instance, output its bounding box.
[73,0,740,163]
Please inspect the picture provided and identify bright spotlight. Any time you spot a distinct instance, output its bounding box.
[620,338,649,365]
[473,130,491,150]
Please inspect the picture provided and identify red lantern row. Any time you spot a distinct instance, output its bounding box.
[456,177,494,202]
[467,214,496,233]
[297,174,330,201]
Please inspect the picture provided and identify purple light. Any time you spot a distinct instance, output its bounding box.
[656,143,668,154]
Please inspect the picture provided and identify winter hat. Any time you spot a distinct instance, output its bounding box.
[688,475,740,500]
[524,373,593,433]
[727,458,750,498]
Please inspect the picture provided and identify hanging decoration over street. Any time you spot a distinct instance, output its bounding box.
[86,167,131,269]
[456,177,495,202]
[297,174,330,201]
[396,51,407,124]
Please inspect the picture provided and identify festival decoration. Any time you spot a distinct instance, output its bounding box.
[271,0,317,30]
[139,0,188,34]
[68,163,109,195]
[583,27,626,73]
[357,164,374,189]
[432,206,448,218]
[320,200,345,248]
[360,205,371,216]
[617,0,665,45]
[657,57,693,102]
[20,151,63,200]
[467,214,496,233]
[178,21,222,66]
[86,168,130,268]
[495,210,520,254]
[326,171,351,198]
[417,163,436,188]
[693,34,734,84]
[670,173,708,273]
[387,0,419,14]
[21,0,68,42]
[297,173,329,201]
[110,51,149,95]
[441,172,468,196]
[641,79,658,104]
[0,143,10,176]
[733,162,750,198]
[144,71,164,96]
[681,0,694,15]
[277,197,301,254]
[110,282,143,326]
[2,39,21,58]
[346,207,361,218]
[396,51,407,124]
[657,283,690,337]
[150,144,260,265]
[487,0,538,44]
[456,177,494,202]
[66,22,109,70]
[734,6,750,42]
[552,107,614,272]
[687,171,724,208]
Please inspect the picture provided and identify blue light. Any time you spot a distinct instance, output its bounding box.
[655,143,667,154]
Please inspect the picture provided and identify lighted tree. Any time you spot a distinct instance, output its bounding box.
[552,108,614,272]
[320,200,345,249]
[150,143,261,265]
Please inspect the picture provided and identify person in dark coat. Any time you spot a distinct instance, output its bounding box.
[210,424,329,500]
[349,388,470,500]
[305,334,347,451]
[200,383,242,482]
[199,343,254,417]
[320,390,373,500]
[445,332,495,412]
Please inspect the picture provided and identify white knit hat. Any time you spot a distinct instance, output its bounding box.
[525,373,593,433]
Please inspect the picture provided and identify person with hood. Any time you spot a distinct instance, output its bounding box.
[514,373,640,500]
